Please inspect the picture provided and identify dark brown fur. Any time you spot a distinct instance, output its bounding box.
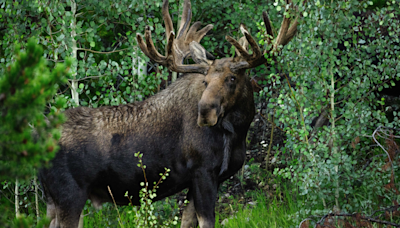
[39,59,255,228]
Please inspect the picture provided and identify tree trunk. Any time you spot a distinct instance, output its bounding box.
[34,176,40,222]
[70,0,79,106]
[15,179,20,218]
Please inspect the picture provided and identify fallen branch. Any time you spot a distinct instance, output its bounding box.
[314,211,400,227]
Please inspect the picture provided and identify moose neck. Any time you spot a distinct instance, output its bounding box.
[89,72,254,137]
[143,71,255,132]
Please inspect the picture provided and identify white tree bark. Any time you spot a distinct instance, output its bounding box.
[132,47,146,93]
[70,0,79,106]
[15,179,20,218]
[330,48,340,211]
[34,176,40,222]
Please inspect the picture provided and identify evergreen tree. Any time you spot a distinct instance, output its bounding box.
[0,38,70,180]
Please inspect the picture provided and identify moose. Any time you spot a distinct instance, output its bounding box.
[39,0,298,227]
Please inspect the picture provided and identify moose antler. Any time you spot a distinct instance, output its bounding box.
[267,2,299,51]
[136,0,214,74]
[227,0,299,69]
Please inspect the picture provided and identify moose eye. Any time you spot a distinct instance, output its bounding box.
[203,80,208,87]
[230,76,236,82]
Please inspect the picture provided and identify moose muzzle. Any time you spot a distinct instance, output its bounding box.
[197,89,223,127]
[197,104,219,127]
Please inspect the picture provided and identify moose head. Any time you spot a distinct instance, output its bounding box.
[137,0,298,128]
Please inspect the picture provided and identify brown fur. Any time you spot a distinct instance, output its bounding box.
[60,73,205,153]
[39,65,255,228]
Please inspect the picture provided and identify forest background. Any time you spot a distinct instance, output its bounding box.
[1,0,400,227]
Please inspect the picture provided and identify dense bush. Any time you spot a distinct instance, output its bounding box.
[265,0,400,225]
[0,38,70,226]
[0,38,70,179]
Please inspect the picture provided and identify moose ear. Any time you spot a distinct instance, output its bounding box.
[189,41,213,65]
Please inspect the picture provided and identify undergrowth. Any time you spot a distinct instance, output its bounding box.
[216,185,302,228]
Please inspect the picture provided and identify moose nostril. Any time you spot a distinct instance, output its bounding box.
[210,103,218,109]
[199,102,219,113]
[199,108,208,116]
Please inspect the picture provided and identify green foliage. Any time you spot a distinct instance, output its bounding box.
[0,0,160,107]
[190,0,270,57]
[120,152,177,227]
[216,184,301,228]
[0,179,49,228]
[0,38,70,180]
[82,202,120,228]
[262,0,400,225]
[11,214,49,228]
[83,198,182,228]
[0,0,276,108]
[0,38,70,227]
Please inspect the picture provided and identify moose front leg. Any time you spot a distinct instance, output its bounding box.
[181,190,198,228]
[192,170,218,228]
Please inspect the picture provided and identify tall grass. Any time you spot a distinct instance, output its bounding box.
[216,186,301,228]
[83,198,181,228]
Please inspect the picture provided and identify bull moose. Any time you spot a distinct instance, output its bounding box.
[39,0,298,227]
